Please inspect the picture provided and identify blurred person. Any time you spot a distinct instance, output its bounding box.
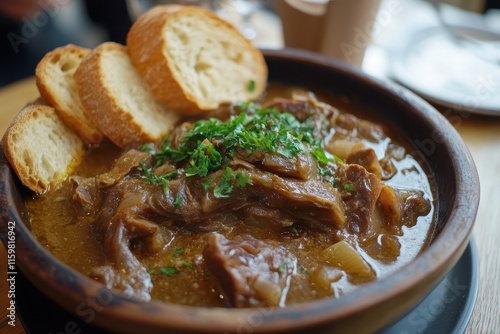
[1,0,73,86]
[0,0,132,87]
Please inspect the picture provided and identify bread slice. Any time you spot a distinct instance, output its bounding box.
[2,102,85,194]
[127,5,268,115]
[35,44,104,145]
[75,42,180,148]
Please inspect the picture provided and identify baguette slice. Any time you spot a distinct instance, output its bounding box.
[35,44,104,145]
[127,5,268,115]
[2,103,85,194]
[75,42,180,148]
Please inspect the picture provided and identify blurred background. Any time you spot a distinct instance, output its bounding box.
[0,2,499,333]
[1,0,499,111]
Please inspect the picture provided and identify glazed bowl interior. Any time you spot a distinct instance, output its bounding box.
[0,49,479,334]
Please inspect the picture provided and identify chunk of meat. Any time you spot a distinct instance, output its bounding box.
[89,179,166,301]
[89,221,153,301]
[398,189,431,227]
[326,139,365,161]
[332,113,385,142]
[147,166,345,231]
[376,185,402,234]
[242,205,293,229]
[251,172,345,229]
[203,233,297,307]
[262,96,333,140]
[98,149,150,187]
[376,186,431,235]
[346,148,383,180]
[260,152,317,180]
[167,121,193,149]
[69,154,164,301]
[264,91,339,121]
[263,98,317,122]
[338,164,382,235]
[69,175,98,214]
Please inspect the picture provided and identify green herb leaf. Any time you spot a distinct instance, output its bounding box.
[298,266,307,275]
[140,143,153,152]
[201,176,215,192]
[319,166,332,176]
[174,248,184,255]
[278,261,288,274]
[334,155,344,164]
[140,161,177,196]
[311,144,329,165]
[331,177,340,188]
[343,183,355,192]
[182,261,193,269]
[159,267,179,276]
[235,171,252,188]
[248,80,256,93]
[147,268,155,274]
[174,194,182,209]
[214,167,234,198]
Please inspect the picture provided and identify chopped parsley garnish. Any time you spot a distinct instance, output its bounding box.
[174,194,182,209]
[343,183,355,192]
[173,248,184,255]
[298,266,307,275]
[182,261,193,269]
[311,143,330,165]
[235,171,252,188]
[278,259,292,274]
[184,140,222,177]
[140,143,153,152]
[201,176,215,192]
[334,155,344,164]
[141,103,340,198]
[140,161,177,196]
[160,267,179,276]
[213,167,235,198]
[331,177,340,188]
[248,80,256,93]
[147,268,155,274]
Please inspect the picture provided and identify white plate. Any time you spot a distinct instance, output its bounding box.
[390,25,500,116]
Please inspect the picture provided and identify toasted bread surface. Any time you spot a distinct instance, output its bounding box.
[127,5,268,114]
[36,44,104,145]
[75,42,180,148]
[2,103,85,194]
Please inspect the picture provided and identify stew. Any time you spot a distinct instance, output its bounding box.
[25,86,435,308]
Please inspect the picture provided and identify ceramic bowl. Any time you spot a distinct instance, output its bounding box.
[0,49,480,334]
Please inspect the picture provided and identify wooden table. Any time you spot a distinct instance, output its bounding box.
[0,78,499,334]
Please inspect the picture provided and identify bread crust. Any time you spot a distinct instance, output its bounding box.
[35,44,104,145]
[127,5,267,115]
[75,42,179,148]
[2,102,85,193]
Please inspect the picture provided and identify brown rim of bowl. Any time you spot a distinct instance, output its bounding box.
[0,48,479,333]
